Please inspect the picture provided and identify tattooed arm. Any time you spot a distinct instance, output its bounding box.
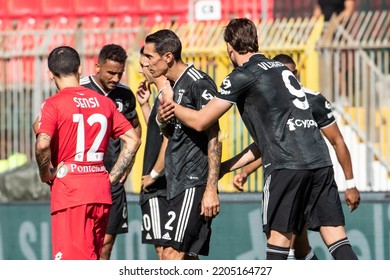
[201,121,222,220]
[35,133,56,183]
[109,128,141,186]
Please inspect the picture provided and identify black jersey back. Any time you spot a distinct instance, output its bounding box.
[80,75,137,172]
[215,54,332,176]
[165,65,218,200]
[139,95,167,205]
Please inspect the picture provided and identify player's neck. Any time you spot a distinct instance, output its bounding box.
[237,52,256,66]
[55,76,80,91]
[166,60,188,83]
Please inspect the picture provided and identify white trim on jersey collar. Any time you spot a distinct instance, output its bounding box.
[90,75,110,96]
[173,63,192,88]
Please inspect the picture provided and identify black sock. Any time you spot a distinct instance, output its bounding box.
[296,248,318,260]
[266,243,290,260]
[327,237,358,260]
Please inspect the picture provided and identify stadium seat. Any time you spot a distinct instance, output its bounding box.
[111,15,142,49]
[80,15,113,74]
[106,0,140,16]
[7,0,41,18]
[0,0,7,20]
[113,15,141,28]
[138,0,170,14]
[46,16,79,49]
[170,0,188,14]
[40,0,73,17]
[74,0,107,16]
[143,14,174,28]
[0,18,15,31]
[7,17,47,83]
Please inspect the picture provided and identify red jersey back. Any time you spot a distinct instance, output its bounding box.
[37,86,133,213]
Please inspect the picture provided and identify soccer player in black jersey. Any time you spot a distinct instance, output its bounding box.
[143,29,222,260]
[136,46,169,259]
[158,18,358,260]
[80,44,142,260]
[220,53,360,260]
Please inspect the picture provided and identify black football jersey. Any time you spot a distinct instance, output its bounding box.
[304,87,336,129]
[139,94,167,205]
[165,65,218,199]
[215,54,332,176]
[80,76,137,191]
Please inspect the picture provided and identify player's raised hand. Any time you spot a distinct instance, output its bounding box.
[136,80,151,106]
[161,80,174,103]
[157,96,175,124]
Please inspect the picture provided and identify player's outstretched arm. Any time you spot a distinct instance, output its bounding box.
[232,158,263,191]
[201,121,222,220]
[321,123,360,212]
[159,80,232,132]
[219,142,261,178]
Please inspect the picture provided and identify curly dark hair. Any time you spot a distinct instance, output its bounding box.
[98,44,128,64]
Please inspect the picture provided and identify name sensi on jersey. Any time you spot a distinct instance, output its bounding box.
[73,96,100,108]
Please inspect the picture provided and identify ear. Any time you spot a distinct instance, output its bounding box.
[165,52,174,64]
[48,70,55,81]
[95,63,100,73]
[78,65,82,75]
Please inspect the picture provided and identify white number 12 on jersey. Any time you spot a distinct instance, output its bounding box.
[73,113,107,162]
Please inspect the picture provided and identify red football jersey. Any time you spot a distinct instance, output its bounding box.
[37,86,133,213]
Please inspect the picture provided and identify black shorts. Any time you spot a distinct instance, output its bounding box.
[141,196,169,246]
[160,186,212,257]
[305,166,345,231]
[105,184,128,235]
[262,167,345,235]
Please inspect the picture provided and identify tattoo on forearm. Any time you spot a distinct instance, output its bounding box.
[207,131,222,189]
[36,134,51,142]
[35,133,52,181]
[110,145,137,185]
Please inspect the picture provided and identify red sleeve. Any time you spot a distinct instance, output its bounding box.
[36,100,57,137]
[111,108,133,139]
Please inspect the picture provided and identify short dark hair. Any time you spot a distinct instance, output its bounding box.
[145,29,182,61]
[273,54,295,65]
[273,54,297,74]
[48,46,80,77]
[98,44,128,64]
[224,18,259,54]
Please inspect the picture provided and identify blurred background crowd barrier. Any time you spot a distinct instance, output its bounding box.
[0,0,389,200]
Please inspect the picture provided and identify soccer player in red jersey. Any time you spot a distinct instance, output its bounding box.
[35,46,140,260]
